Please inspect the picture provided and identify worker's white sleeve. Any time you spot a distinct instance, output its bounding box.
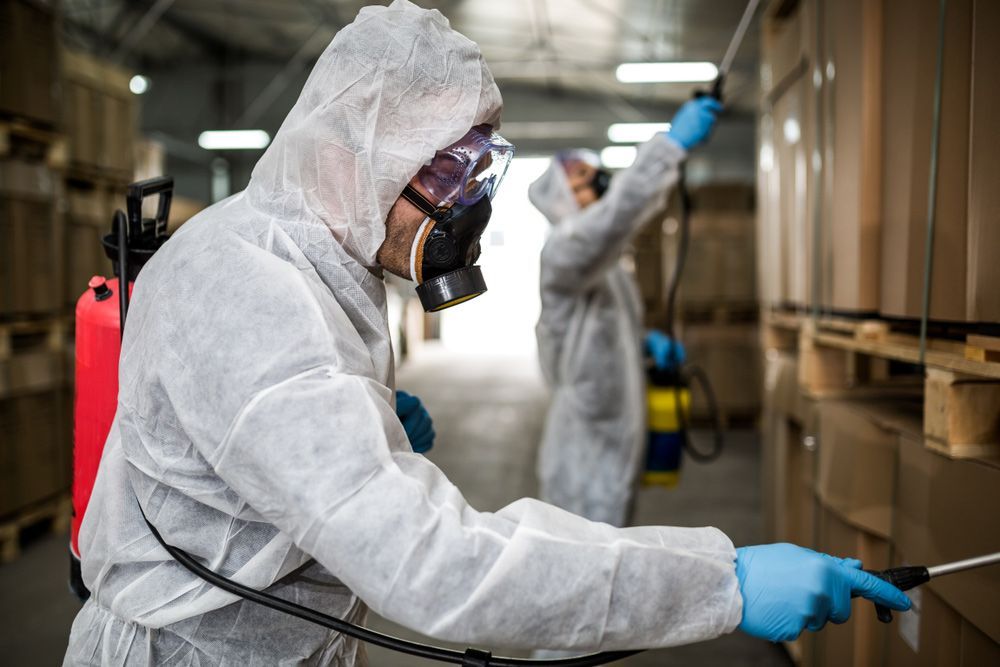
[206,367,742,651]
[541,134,686,295]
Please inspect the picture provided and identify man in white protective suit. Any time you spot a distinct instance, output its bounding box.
[528,99,718,529]
[64,2,909,665]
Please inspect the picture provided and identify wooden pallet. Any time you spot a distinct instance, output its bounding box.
[0,494,72,564]
[0,118,66,168]
[0,317,68,360]
[680,302,760,325]
[64,162,132,188]
[764,312,1000,459]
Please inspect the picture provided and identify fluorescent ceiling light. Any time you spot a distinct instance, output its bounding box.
[129,75,150,95]
[198,130,271,150]
[607,122,671,143]
[615,61,718,83]
[600,145,637,169]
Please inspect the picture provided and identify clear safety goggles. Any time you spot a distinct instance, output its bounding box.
[417,125,515,206]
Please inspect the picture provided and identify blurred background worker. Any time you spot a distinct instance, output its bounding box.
[529,97,718,527]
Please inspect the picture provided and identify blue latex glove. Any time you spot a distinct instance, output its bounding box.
[644,330,686,370]
[395,390,435,454]
[735,544,912,642]
[666,96,723,150]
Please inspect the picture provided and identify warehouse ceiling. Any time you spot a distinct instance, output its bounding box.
[61,0,760,109]
[59,0,760,200]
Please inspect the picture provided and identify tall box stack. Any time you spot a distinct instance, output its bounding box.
[758,1,815,308]
[634,184,760,423]
[818,0,883,314]
[879,0,972,323]
[61,49,136,179]
[0,160,63,317]
[761,0,1000,326]
[0,0,58,127]
[967,0,1000,323]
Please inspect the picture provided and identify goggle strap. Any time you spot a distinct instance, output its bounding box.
[401,185,440,218]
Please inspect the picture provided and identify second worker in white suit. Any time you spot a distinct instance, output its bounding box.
[529,99,717,528]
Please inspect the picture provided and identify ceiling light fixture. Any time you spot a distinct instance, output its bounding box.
[615,61,719,83]
[129,75,150,95]
[607,122,671,143]
[197,130,271,150]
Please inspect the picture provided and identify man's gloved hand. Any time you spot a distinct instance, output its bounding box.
[666,97,723,150]
[735,544,912,642]
[644,330,686,370]
[396,390,435,453]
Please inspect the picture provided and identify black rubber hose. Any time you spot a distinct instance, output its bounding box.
[666,169,725,463]
[137,507,639,666]
[681,365,725,463]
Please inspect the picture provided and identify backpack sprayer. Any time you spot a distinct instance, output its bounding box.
[643,0,761,487]
[69,176,173,600]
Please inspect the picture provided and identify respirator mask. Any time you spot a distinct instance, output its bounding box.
[406,125,514,312]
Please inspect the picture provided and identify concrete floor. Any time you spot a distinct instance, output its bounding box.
[0,347,791,666]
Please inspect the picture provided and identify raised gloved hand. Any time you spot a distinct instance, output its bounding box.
[396,390,435,454]
[666,96,723,150]
[735,544,911,642]
[644,330,686,370]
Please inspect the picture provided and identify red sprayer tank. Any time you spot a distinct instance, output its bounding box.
[69,176,173,600]
[70,276,132,559]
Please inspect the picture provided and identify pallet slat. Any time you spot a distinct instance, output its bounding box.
[0,494,71,564]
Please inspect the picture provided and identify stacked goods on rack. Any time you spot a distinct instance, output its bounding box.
[0,1,73,555]
[760,314,1000,665]
[0,0,58,128]
[0,160,64,317]
[635,183,760,424]
[60,49,136,181]
[758,0,999,324]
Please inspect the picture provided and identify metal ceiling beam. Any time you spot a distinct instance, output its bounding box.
[112,0,176,62]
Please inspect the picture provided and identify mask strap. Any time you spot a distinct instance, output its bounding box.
[409,216,434,283]
[401,184,440,217]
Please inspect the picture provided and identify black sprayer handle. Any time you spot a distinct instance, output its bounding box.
[694,74,725,102]
[864,566,930,623]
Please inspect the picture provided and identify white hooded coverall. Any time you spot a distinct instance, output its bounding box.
[529,137,686,528]
[64,2,741,664]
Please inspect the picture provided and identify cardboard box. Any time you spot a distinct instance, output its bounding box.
[0,0,58,125]
[967,0,1000,323]
[886,584,963,667]
[675,212,756,306]
[879,0,973,322]
[815,397,922,537]
[896,433,1000,643]
[807,505,892,667]
[683,323,761,419]
[820,0,882,314]
[0,388,71,518]
[759,0,819,310]
[768,415,818,547]
[61,49,136,175]
[0,160,63,317]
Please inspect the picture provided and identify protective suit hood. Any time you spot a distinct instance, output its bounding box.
[245,0,502,267]
[528,158,579,225]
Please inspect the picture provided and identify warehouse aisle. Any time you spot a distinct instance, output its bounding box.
[0,347,789,666]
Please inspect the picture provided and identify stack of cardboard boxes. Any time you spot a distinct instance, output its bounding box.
[762,345,1000,664]
[635,184,761,423]
[0,0,72,524]
[758,0,999,324]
